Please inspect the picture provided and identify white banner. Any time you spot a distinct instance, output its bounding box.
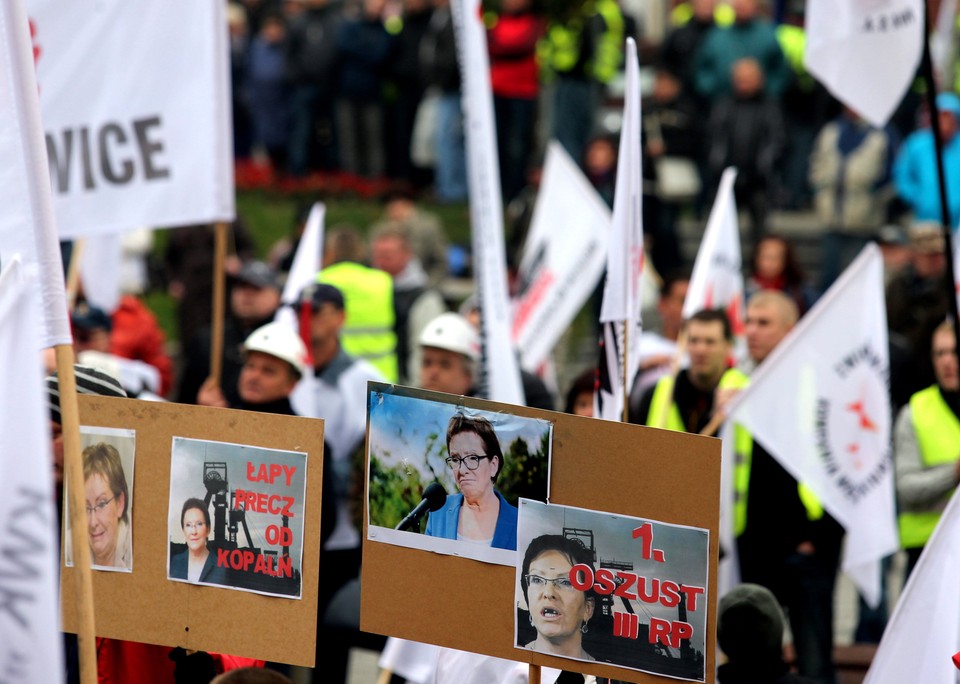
[683,167,744,337]
[452,0,523,404]
[29,0,234,237]
[276,202,325,418]
[512,142,610,370]
[726,245,898,606]
[864,487,960,684]
[597,38,644,423]
[80,232,123,313]
[0,259,64,683]
[805,0,923,128]
[0,0,70,348]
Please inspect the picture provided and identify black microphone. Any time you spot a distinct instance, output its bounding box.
[395,482,447,531]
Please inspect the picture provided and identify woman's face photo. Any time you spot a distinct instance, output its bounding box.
[449,430,497,501]
[527,550,593,643]
[182,508,209,553]
[85,473,122,564]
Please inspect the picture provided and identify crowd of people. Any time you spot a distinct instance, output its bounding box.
[48,0,960,683]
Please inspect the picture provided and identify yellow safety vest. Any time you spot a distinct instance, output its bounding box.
[720,371,824,537]
[646,368,748,432]
[318,262,398,382]
[539,0,624,84]
[898,386,960,549]
[669,2,735,27]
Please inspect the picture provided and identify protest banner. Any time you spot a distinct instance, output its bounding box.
[516,500,709,682]
[27,0,234,237]
[451,0,524,404]
[725,245,897,607]
[597,38,644,423]
[0,260,63,683]
[61,396,324,665]
[805,0,922,128]
[512,142,610,371]
[366,384,552,566]
[864,487,960,684]
[362,388,721,682]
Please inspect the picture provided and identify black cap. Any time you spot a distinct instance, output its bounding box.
[71,303,112,332]
[233,260,280,290]
[299,282,345,311]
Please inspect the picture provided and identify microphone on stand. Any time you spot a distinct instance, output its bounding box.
[395,482,447,531]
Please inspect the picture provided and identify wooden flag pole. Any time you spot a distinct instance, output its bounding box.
[528,663,541,684]
[210,222,228,386]
[54,345,98,684]
[64,238,86,310]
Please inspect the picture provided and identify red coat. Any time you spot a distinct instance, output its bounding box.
[109,295,173,397]
[487,12,543,100]
[95,638,265,683]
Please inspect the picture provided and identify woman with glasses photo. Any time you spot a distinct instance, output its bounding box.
[170,498,227,584]
[519,534,596,660]
[82,442,133,570]
[424,413,519,550]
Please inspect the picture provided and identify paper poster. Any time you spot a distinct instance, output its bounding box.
[366,384,552,566]
[167,437,307,599]
[65,426,136,572]
[515,500,709,682]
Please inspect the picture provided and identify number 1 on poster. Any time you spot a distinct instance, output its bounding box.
[632,522,666,562]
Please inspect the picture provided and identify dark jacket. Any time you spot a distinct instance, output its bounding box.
[286,3,344,86]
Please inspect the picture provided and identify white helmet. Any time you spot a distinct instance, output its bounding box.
[243,322,308,377]
[418,313,480,361]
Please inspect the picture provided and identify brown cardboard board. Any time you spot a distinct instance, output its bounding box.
[361,392,721,683]
[61,396,324,666]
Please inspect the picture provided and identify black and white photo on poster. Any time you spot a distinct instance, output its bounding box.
[366,384,552,566]
[65,426,136,572]
[167,437,307,599]
[515,499,709,682]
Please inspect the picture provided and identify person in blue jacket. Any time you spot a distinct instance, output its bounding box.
[425,413,518,550]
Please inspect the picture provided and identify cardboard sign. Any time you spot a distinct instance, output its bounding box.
[61,396,324,666]
[366,384,552,566]
[515,500,709,682]
[361,393,721,683]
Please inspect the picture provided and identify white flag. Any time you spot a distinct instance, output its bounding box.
[29,0,234,236]
[0,0,70,348]
[275,203,325,418]
[80,232,123,314]
[452,0,523,404]
[512,141,610,371]
[683,167,744,339]
[805,0,923,128]
[726,244,897,606]
[0,259,64,683]
[596,38,644,423]
[864,487,960,684]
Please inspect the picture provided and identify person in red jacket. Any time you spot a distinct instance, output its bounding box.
[488,0,545,202]
[109,294,174,397]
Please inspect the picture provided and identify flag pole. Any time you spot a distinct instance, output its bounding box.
[209,222,228,386]
[920,3,960,356]
[64,238,86,310]
[54,345,98,684]
[621,320,630,422]
[528,664,541,684]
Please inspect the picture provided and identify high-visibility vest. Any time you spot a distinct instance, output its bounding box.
[720,372,824,537]
[646,368,749,432]
[318,262,398,382]
[775,23,815,91]
[897,386,960,549]
[669,2,735,27]
[539,0,624,84]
